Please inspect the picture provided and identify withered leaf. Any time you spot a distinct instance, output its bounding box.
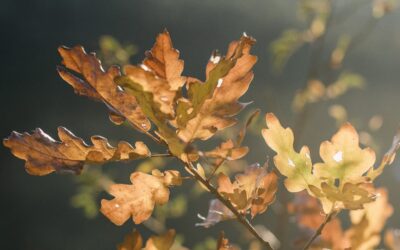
[3,127,150,176]
[217,232,233,250]
[289,192,348,250]
[117,229,178,250]
[203,139,249,162]
[176,34,257,142]
[346,188,393,250]
[217,163,278,218]
[117,230,143,250]
[142,30,186,90]
[100,170,182,225]
[144,229,176,250]
[57,46,150,131]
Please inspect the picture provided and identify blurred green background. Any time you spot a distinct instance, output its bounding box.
[1,0,400,249]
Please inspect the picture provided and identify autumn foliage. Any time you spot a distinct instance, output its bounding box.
[4,29,400,250]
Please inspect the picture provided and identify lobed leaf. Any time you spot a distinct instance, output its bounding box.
[263,113,378,213]
[262,113,319,193]
[175,34,257,142]
[100,170,182,225]
[3,127,150,176]
[57,46,150,130]
[117,229,178,250]
[216,163,278,218]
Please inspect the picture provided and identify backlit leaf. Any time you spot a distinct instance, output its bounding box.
[176,35,257,142]
[57,46,150,131]
[216,163,278,218]
[3,127,150,176]
[100,170,182,225]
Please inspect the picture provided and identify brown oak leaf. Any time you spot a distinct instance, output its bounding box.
[217,163,278,218]
[3,127,150,176]
[117,229,179,250]
[100,170,182,225]
[175,34,257,142]
[142,30,186,91]
[57,45,150,130]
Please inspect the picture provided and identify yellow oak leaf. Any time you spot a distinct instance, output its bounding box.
[262,113,320,192]
[100,170,182,225]
[313,123,376,183]
[3,127,150,176]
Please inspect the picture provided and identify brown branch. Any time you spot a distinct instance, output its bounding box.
[181,158,273,250]
[302,210,337,250]
[150,153,173,158]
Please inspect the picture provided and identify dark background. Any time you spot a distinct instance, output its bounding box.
[1,0,400,249]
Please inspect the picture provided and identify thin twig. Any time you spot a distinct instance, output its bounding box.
[302,210,337,250]
[182,158,273,250]
[150,153,173,158]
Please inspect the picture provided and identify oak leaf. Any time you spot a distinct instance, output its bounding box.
[57,46,150,130]
[345,188,393,250]
[142,30,186,91]
[117,230,143,250]
[262,113,320,193]
[203,139,249,162]
[117,229,179,250]
[289,192,349,249]
[313,123,376,182]
[3,127,150,176]
[217,163,278,218]
[144,229,176,250]
[100,170,182,225]
[263,113,377,213]
[175,35,257,142]
[217,232,233,250]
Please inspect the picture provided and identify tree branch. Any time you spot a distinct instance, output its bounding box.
[181,158,273,250]
[302,210,337,250]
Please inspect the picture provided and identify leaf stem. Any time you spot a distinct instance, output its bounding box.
[182,158,273,250]
[151,153,173,158]
[302,210,337,250]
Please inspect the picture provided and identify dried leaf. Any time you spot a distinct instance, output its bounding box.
[217,232,232,250]
[203,139,249,162]
[345,188,393,250]
[289,192,349,249]
[216,163,278,217]
[117,230,143,250]
[3,127,150,176]
[117,229,178,250]
[57,46,150,131]
[100,170,182,225]
[385,228,400,250]
[176,34,257,142]
[143,30,186,90]
[144,229,176,250]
